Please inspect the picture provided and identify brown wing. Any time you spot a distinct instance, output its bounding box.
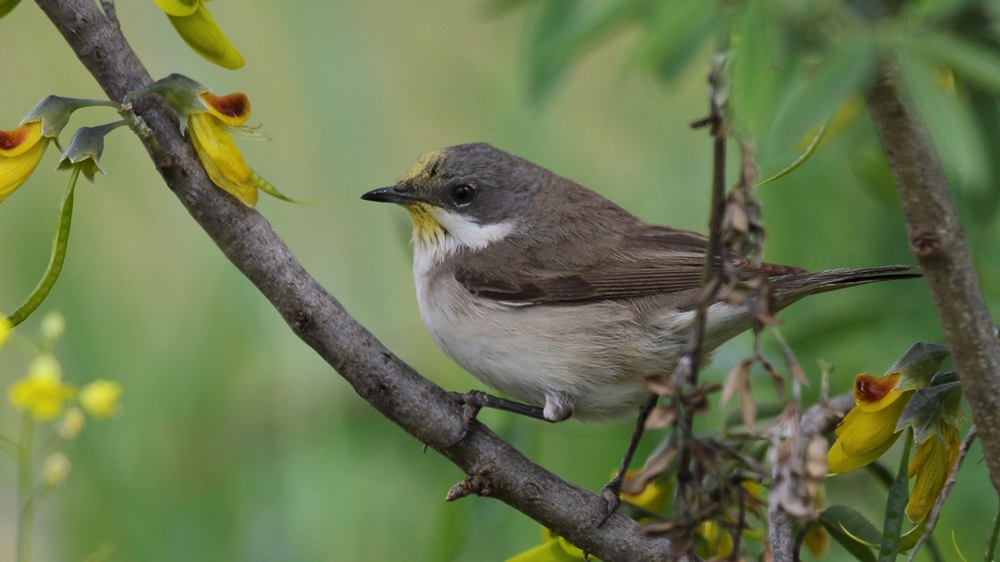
[456,224,804,304]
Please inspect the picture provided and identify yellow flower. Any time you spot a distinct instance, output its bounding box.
[1,96,115,204]
[189,91,260,206]
[0,120,50,203]
[8,354,77,420]
[828,359,964,523]
[505,527,584,562]
[79,379,123,418]
[124,75,305,207]
[827,372,913,473]
[154,0,244,69]
[906,421,961,522]
[696,520,734,559]
[621,470,672,516]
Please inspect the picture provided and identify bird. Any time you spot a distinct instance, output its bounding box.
[362,142,917,520]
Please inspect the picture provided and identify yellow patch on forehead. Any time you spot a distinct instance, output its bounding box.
[406,202,445,246]
[401,150,445,184]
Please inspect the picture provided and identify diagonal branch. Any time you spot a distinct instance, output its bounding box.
[34,0,674,559]
[866,59,1000,497]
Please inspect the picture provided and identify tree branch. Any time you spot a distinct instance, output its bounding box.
[34,0,674,559]
[866,60,1000,495]
[868,62,1000,492]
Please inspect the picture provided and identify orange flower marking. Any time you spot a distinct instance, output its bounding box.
[0,122,39,154]
[854,372,904,413]
[856,372,900,402]
[0,120,49,203]
[199,91,250,126]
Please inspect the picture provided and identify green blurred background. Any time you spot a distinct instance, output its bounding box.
[0,1,996,560]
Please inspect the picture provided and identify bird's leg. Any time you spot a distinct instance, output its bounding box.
[445,390,551,447]
[598,393,659,527]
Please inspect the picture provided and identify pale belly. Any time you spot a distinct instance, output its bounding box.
[416,275,684,421]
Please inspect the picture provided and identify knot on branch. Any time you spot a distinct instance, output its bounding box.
[446,469,494,502]
[911,230,944,259]
[289,307,314,332]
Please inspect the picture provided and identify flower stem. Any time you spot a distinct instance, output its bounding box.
[0,432,22,458]
[16,412,35,562]
[7,166,80,327]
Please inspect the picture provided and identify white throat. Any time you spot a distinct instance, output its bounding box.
[411,205,515,277]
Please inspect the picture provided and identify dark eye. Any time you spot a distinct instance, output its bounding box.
[451,184,476,206]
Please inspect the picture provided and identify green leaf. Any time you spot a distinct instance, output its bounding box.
[631,0,717,83]
[769,38,877,153]
[524,0,643,104]
[821,505,879,562]
[878,429,913,562]
[730,0,788,139]
[906,0,977,24]
[526,0,582,103]
[904,30,1000,94]
[898,515,930,552]
[895,49,990,192]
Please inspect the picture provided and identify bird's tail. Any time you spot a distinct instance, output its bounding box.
[772,265,921,306]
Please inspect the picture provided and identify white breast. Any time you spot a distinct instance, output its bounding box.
[413,259,674,421]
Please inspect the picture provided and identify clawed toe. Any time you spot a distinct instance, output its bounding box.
[445,391,486,447]
[598,483,623,527]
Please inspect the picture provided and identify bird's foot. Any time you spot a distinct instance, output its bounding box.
[596,393,659,527]
[445,390,553,447]
[445,390,486,447]
[598,476,624,526]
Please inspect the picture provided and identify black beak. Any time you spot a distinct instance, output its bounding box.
[361,184,418,204]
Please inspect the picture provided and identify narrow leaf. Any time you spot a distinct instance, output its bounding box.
[895,50,989,192]
[878,429,913,562]
[631,0,717,83]
[730,0,788,138]
[770,39,877,150]
[821,505,879,562]
[823,505,883,546]
[905,30,1000,94]
[525,0,581,104]
[898,516,929,552]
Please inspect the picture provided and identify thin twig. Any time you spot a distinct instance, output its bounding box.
[98,0,118,28]
[685,53,729,380]
[906,425,978,562]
